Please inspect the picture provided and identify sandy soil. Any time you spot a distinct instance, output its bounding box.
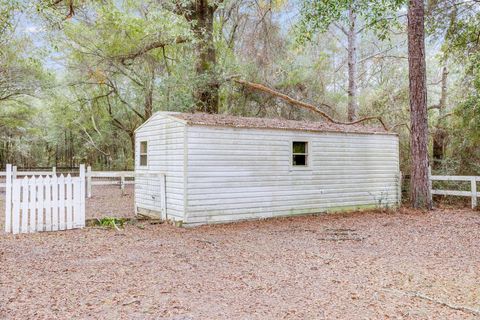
[1,208,479,319]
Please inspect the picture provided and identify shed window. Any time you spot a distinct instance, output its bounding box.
[292,141,308,166]
[140,141,148,166]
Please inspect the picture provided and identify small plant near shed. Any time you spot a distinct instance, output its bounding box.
[97,217,127,231]
[370,189,391,211]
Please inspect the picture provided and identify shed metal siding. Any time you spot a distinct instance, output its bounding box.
[135,114,185,219]
[184,126,399,225]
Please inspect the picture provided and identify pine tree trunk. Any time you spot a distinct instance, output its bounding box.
[408,0,432,209]
[347,5,358,122]
[191,0,219,114]
[432,65,448,170]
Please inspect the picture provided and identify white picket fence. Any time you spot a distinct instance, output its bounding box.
[4,164,86,234]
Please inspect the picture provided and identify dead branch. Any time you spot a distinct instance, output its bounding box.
[390,123,411,132]
[114,37,188,63]
[383,288,480,316]
[317,236,367,241]
[122,299,140,306]
[49,0,75,20]
[228,77,389,131]
[79,126,110,156]
[438,112,453,121]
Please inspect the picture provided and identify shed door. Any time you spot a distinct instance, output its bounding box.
[135,173,166,220]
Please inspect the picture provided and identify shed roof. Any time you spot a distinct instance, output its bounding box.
[168,112,391,135]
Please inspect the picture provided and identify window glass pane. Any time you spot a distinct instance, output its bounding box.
[293,141,307,154]
[293,154,307,166]
[140,141,148,154]
[140,155,147,166]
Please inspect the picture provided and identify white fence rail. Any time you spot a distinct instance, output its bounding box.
[0,167,57,189]
[86,166,134,198]
[4,164,86,234]
[430,174,479,209]
[1,166,134,198]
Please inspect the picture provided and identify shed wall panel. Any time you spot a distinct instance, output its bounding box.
[135,114,185,219]
[184,126,399,225]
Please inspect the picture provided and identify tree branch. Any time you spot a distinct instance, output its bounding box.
[113,37,188,63]
[383,288,480,316]
[227,76,389,131]
[390,122,411,132]
[79,126,110,156]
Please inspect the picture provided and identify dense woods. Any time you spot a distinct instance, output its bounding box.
[0,0,479,206]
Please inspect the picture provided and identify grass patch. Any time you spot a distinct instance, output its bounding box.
[96,217,127,230]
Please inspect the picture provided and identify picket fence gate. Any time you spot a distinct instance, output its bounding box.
[4,164,86,234]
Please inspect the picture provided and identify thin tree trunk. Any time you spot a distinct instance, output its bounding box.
[408,0,432,209]
[347,5,358,122]
[129,131,135,161]
[144,61,155,119]
[191,0,219,114]
[432,65,448,170]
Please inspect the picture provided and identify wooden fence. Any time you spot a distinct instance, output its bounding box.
[86,166,134,198]
[0,167,57,189]
[430,172,479,209]
[1,166,134,198]
[4,164,86,234]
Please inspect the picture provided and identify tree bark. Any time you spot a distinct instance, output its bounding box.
[129,131,135,160]
[432,65,448,170]
[144,60,155,120]
[408,0,432,209]
[190,0,219,114]
[347,5,358,122]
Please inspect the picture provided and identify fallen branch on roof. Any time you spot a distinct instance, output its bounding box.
[227,76,389,131]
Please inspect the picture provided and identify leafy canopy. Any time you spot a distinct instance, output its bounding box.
[296,0,405,43]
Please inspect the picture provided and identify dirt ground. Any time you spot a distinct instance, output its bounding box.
[1,207,479,319]
[84,185,135,220]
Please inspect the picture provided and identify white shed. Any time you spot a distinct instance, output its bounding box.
[134,112,400,226]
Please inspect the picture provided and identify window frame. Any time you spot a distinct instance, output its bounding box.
[139,140,148,167]
[290,139,311,170]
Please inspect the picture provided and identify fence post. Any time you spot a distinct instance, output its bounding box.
[87,165,92,198]
[120,175,125,196]
[5,164,12,233]
[79,164,86,227]
[471,177,477,209]
[428,166,433,203]
[12,165,17,179]
[160,174,166,220]
[52,166,56,176]
[397,171,402,207]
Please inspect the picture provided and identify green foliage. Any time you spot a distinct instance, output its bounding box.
[296,0,405,43]
[0,0,22,36]
[97,217,127,229]
[430,4,480,174]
